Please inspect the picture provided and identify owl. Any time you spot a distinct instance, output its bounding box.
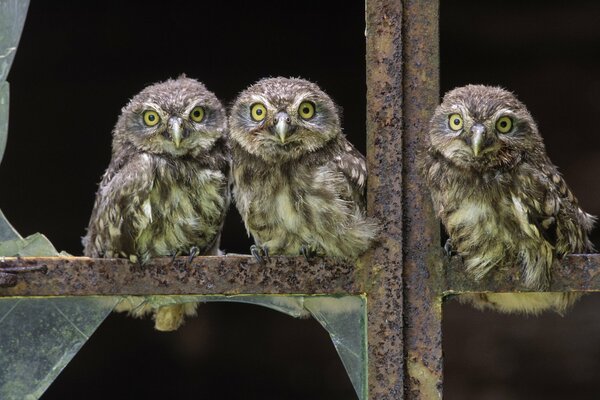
[229,77,377,262]
[422,84,596,314]
[83,76,231,330]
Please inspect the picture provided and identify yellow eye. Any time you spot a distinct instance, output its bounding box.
[190,106,205,123]
[250,103,267,122]
[143,110,160,127]
[298,101,315,120]
[448,113,463,131]
[496,116,513,133]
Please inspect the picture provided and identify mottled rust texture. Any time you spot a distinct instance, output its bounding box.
[445,254,600,294]
[364,0,405,398]
[401,0,443,399]
[0,264,47,287]
[0,256,362,296]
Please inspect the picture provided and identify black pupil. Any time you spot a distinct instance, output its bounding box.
[148,114,155,121]
[453,118,460,125]
[194,110,201,117]
[303,107,310,114]
[500,121,507,128]
[256,108,263,115]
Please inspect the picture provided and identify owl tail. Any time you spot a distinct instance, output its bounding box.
[154,303,198,332]
[114,297,198,331]
[458,292,582,315]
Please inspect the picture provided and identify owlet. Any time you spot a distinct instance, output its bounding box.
[83,76,230,330]
[229,77,377,261]
[422,84,595,314]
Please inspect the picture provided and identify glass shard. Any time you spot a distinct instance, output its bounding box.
[116,295,367,400]
[0,0,30,81]
[0,296,119,400]
[304,296,367,400]
[0,82,8,165]
[0,208,21,241]
[0,232,59,256]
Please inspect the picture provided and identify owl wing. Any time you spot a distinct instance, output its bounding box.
[520,162,595,255]
[83,154,155,258]
[328,140,368,210]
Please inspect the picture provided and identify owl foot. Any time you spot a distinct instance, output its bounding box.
[299,245,316,261]
[444,239,457,257]
[250,244,270,265]
[170,251,180,264]
[187,246,199,264]
[128,254,146,267]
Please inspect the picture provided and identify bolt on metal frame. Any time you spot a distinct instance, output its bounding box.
[1,0,600,398]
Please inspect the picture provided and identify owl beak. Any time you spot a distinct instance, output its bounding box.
[168,116,184,148]
[274,112,291,144]
[470,124,486,157]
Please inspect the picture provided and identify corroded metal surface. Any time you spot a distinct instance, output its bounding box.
[364,0,405,398]
[401,0,443,399]
[0,256,362,296]
[445,254,600,294]
[0,264,47,287]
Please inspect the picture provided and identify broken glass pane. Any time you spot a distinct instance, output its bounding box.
[0,81,8,165]
[0,0,29,81]
[304,296,367,400]
[116,295,367,400]
[0,297,119,400]
[0,225,120,400]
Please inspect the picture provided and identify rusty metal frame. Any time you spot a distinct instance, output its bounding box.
[1,0,599,398]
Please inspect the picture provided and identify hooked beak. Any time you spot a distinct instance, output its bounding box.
[274,111,291,144]
[470,123,486,157]
[168,116,183,148]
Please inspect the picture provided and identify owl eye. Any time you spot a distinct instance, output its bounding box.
[143,110,161,127]
[190,106,205,123]
[250,103,267,122]
[448,113,463,131]
[495,116,513,133]
[298,101,315,120]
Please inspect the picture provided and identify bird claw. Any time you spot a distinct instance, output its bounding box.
[299,245,316,261]
[444,239,457,258]
[250,244,270,265]
[187,246,199,264]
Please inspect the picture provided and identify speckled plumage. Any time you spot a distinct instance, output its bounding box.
[230,77,377,260]
[422,85,595,314]
[83,76,230,330]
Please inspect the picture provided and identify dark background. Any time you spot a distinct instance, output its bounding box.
[0,0,598,399]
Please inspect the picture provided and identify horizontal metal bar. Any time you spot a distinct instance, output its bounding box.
[444,253,600,294]
[0,255,363,296]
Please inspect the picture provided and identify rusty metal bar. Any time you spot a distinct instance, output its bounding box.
[401,0,443,398]
[0,256,362,296]
[364,1,405,399]
[445,254,600,294]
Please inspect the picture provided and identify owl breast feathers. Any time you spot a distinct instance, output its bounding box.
[83,76,230,330]
[422,84,595,314]
[229,77,377,261]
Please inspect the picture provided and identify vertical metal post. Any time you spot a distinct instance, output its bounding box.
[366,0,441,398]
[401,0,442,398]
[365,1,405,398]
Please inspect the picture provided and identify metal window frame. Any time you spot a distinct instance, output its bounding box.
[1,0,599,398]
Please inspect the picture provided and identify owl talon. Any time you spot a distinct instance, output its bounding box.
[250,245,270,265]
[250,245,264,265]
[187,246,199,264]
[299,245,316,261]
[170,251,180,264]
[444,239,457,257]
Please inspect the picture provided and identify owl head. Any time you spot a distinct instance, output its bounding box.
[229,77,341,162]
[428,85,545,171]
[114,75,226,157]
